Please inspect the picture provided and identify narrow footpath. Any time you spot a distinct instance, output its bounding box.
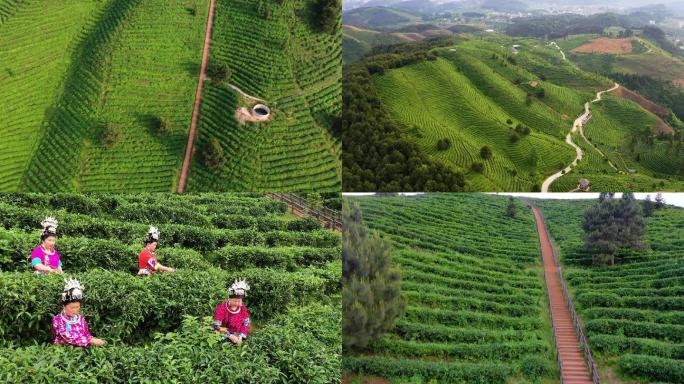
[531,206,594,384]
[177,0,216,193]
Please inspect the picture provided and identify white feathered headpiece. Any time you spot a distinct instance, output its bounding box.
[61,278,84,303]
[229,279,250,298]
[147,226,160,242]
[40,216,58,236]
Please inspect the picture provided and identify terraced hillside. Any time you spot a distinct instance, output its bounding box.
[348,33,684,191]
[535,198,684,383]
[0,193,341,382]
[343,193,559,383]
[0,0,341,192]
[0,0,209,192]
[187,0,341,192]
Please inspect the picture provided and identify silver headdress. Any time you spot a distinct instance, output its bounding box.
[40,216,58,236]
[229,279,250,298]
[147,226,160,242]
[61,278,84,303]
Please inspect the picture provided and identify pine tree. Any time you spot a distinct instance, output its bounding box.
[582,196,646,266]
[505,196,517,218]
[343,202,405,351]
[655,193,666,209]
[643,194,654,217]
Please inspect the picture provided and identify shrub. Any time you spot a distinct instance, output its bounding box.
[100,123,122,147]
[618,354,684,383]
[480,146,492,160]
[471,162,484,173]
[436,138,451,151]
[206,62,230,84]
[154,116,170,135]
[203,138,226,169]
[520,355,553,382]
[0,269,327,344]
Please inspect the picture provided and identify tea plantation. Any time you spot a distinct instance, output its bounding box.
[0,0,341,192]
[0,193,341,383]
[536,198,684,383]
[343,193,559,383]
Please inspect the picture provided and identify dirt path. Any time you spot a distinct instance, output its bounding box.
[228,84,266,103]
[549,41,566,60]
[177,0,216,193]
[541,83,620,192]
[531,206,594,384]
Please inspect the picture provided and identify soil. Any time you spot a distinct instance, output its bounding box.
[572,37,633,54]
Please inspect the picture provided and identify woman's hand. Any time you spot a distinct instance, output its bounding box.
[228,335,242,345]
[90,338,106,347]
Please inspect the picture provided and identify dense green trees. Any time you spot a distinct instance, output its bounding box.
[582,193,646,265]
[342,62,466,191]
[342,203,404,351]
[313,0,340,34]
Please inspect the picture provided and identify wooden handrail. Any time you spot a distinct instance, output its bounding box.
[265,193,341,231]
[535,206,601,384]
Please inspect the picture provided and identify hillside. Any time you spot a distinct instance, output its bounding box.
[343,24,411,63]
[0,192,341,382]
[343,193,559,383]
[343,32,684,192]
[535,198,684,383]
[342,6,421,29]
[0,0,341,192]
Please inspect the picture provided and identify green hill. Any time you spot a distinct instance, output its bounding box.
[0,0,341,192]
[343,24,409,64]
[342,6,421,30]
[343,33,684,191]
[343,193,558,383]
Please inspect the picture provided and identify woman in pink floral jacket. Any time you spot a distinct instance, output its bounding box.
[52,279,105,347]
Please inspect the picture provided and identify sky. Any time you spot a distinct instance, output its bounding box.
[342,192,684,208]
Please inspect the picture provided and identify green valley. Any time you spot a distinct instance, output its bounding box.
[343,31,684,191]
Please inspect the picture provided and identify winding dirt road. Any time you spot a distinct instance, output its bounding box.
[177,0,216,193]
[549,41,566,60]
[541,82,620,192]
[531,206,594,384]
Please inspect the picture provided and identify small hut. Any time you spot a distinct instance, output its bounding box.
[578,178,591,191]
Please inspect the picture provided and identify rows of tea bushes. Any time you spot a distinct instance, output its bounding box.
[187,0,341,192]
[536,198,684,383]
[0,193,341,382]
[0,304,340,383]
[343,193,557,383]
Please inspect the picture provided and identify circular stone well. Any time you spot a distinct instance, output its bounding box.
[251,104,271,121]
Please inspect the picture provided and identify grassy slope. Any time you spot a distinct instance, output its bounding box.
[187,0,341,192]
[535,198,684,384]
[371,33,684,191]
[75,0,209,192]
[343,193,559,383]
[7,0,207,192]
[0,0,104,191]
